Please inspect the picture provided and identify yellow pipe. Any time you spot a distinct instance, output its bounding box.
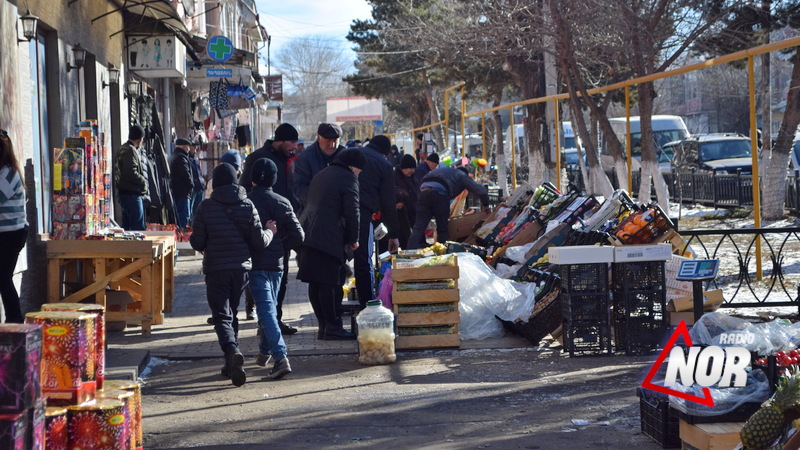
[463,36,800,119]
[444,89,450,149]
[625,86,632,193]
[461,86,466,158]
[554,101,561,191]
[481,114,487,160]
[748,56,763,280]
[509,107,517,188]
[395,82,464,138]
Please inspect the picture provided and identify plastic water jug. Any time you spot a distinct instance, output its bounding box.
[356,300,396,365]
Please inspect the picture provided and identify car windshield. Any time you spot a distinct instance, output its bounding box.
[563,137,577,149]
[699,140,751,162]
[658,147,674,163]
[565,151,580,165]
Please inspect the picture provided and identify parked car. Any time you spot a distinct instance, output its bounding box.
[670,134,753,175]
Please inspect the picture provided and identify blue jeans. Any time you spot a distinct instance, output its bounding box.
[250,270,287,361]
[119,194,145,230]
[190,189,204,225]
[175,196,191,229]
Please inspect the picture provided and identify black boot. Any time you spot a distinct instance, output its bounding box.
[224,347,246,387]
[323,322,356,340]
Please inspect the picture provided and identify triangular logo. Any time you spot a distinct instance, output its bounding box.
[640,321,715,407]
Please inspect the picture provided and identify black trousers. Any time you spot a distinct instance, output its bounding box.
[307,282,343,332]
[205,269,248,354]
[408,189,450,249]
[0,227,27,323]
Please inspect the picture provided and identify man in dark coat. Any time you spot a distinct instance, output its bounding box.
[388,144,402,168]
[292,122,345,211]
[408,166,491,249]
[297,149,364,340]
[394,154,419,248]
[354,135,399,306]
[190,163,274,387]
[170,138,195,229]
[239,123,301,333]
[189,141,206,226]
[414,152,439,184]
[247,158,304,379]
[114,125,148,230]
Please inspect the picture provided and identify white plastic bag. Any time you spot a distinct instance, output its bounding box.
[505,242,535,263]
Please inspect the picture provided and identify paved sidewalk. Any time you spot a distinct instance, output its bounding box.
[106,252,529,369]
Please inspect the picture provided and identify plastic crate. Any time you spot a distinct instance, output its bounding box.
[613,205,673,245]
[637,388,680,448]
[559,263,609,294]
[445,241,488,259]
[612,261,666,292]
[561,293,610,322]
[614,291,667,318]
[500,289,562,346]
[614,316,668,356]
[670,401,761,425]
[563,319,613,356]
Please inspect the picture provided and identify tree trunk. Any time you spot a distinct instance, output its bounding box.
[503,56,547,187]
[409,94,430,131]
[762,55,800,220]
[636,82,670,206]
[422,71,445,153]
[492,93,509,196]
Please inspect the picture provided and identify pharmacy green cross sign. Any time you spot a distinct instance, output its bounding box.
[207,35,233,63]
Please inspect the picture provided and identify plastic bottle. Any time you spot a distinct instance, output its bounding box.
[356,300,396,365]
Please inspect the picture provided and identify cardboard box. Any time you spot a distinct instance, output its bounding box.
[613,243,672,262]
[667,289,725,312]
[447,211,489,242]
[549,245,614,265]
[668,311,697,326]
[679,420,742,450]
[0,324,42,413]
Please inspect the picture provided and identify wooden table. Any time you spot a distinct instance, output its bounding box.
[46,235,175,337]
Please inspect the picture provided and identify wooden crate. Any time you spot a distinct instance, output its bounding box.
[392,288,460,304]
[392,255,459,281]
[396,332,460,349]
[395,310,460,326]
[679,420,742,450]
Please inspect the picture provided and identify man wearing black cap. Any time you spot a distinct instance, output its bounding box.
[414,152,439,184]
[355,135,399,305]
[238,123,301,332]
[408,166,491,249]
[170,138,196,229]
[190,162,275,387]
[297,149,365,340]
[114,124,149,230]
[292,122,345,211]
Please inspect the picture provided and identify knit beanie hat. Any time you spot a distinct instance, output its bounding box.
[129,125,145,141]
[220,149,242,171]
[274,123,299,142]
[400,154,417,169]
[367,135,391,155]
[335,148,367,170]
[251,158,278,188]
[427,153,440,164]
[212,163,238,189]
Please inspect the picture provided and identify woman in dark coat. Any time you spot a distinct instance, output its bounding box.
[394,154,419,249]
[297,149,366,340]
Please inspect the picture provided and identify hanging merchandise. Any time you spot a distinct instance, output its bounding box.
[208,78,229,109]
[193,97,210,122]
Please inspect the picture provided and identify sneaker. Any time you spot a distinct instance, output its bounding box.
[279,322,298,335]
[268,357,292,380]
[255,352,271,367]
[225,349,246,387]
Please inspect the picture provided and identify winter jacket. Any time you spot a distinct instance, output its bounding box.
[190,154,206,191]
[115,141,149,196]
[359,145,399,239]
[421,167,490,206]
[190,184,272,274]
[414,161,432,185]
[292,141,344,210]
[394,167,419,225]
[169,147,194,199]
[239,141,299,210]
[388,151,402,168]
[299,161,359,263]
[248,186,304,271]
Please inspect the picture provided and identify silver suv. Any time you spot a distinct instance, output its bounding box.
[667,134,753,174]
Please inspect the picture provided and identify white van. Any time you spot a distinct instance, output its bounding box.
[601,115,689,172]
[505,122,582,162]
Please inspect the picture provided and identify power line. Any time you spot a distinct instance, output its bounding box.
[349,65,433,83]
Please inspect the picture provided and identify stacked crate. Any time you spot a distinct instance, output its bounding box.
[559,263,613,356]
[392,255,460,349]
[612,260,668,355]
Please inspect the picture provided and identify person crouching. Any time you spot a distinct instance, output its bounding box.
[190,162,275,386]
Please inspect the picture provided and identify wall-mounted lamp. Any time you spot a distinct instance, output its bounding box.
[124,79,140,100]
[18,10,38,42]
[102,66,120,89]
[65,43,86,72]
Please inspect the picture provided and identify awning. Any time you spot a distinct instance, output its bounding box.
[98,0,190,36]
[186,35,257,68]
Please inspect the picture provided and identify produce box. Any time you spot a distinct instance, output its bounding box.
[395,332,460,349]
[549,245,614,265]
[667,289,724,312]
[613,243,672,262]
[447,211,489,242]
[678,420,742,450]
[392,255,459,281]
[0,324,42,413]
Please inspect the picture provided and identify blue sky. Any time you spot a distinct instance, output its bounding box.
[254,0,373,68]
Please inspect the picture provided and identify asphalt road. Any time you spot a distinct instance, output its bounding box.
[140,348,664,449]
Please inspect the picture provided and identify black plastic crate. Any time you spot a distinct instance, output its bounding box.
[559,263,609,294]
[445,241,488,259]
[613,291,666,319]
[611,261,666,292]
[563,319,613,356]
[561,293,611,322]
[637,388,680,448]
[670,401,761,425]
[500,292,562,346]
[614,316,668,356]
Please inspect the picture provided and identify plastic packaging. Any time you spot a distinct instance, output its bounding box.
[374,267,394,310]
[690,312,800,355]
[356,300,396,365]
[666,368,770,416]
[505,241,536,263]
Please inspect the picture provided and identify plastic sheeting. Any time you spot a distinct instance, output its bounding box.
[690,312,800,355]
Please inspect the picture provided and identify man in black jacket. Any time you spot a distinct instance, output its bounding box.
[189,141,206,226]
[239,123,300,333]
[190,163,274,387]
[292,123,345,211]
[247,158,304,379]
[170,138,195,229]
[414,152,439,184]
[408,166,491,249]
[114,125,148,230]
[355,135,399,306]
